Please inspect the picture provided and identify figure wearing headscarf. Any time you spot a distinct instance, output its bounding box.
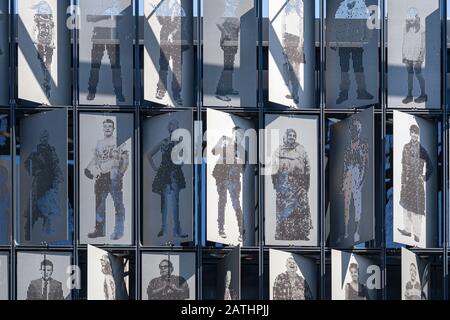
[86,0,126,103]
[215,0,240,102]
[152,0,189,106]
[333,0,373,104]
[281,0,304,105]
[397,124,433,243]
[273,256,313,300]
[271,129,312,241]
[340,118,368,243]
[24,130,63,241]
[147,118,187,238]
[31,1,55,99]
[401,7,427,104]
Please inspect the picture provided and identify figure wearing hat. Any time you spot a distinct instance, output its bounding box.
[31,1,55,99]
[397,124,433,243]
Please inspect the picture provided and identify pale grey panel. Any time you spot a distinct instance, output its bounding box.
[269,249,317,300]
[0,157,11,246]
[325,0,379,109]
[16,251,72,300]
[79,113,134,245]
[268,0,316,108]
[18,0,71,105]
[331,249,380,300]
[217,245,240,300]
[0,1,9,106]
[142,111,193,245]
[203,0,257,107]
[141,252,196,300]
[393,111,437,247]
[0,252,8,300]
[144,0,193,107]
[401,247,429,300]
[329,108,375,247]
[387,0,440,109]
[19,110,68,244]
[264,114,319,246]
[78,0,133,105]
[206,109,256,246]
[87,245,129,300]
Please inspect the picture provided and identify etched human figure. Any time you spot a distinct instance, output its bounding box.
[24,130,63,241]
[147,119,188,239]
[86,0,125,102]
[152,0,188,106]
[147,259,189,300]
[31,1,55,99]
[333,0,373,104]
[281,0,304,105]
[272,256,313,300]
[345,262,369,300]
[211,126,246,243]
[26,259,64,300]
[401,7,427,104]
[397,125,433,243]
[223,270,238,300]
[215,0,240,102]
[340,118,368,243]
[404,262,424,300]
[100,255,116,300]
[271,129,312,241]
[84,119,129,240]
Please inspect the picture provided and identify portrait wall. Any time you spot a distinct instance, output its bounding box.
[144,0,193,108]
[79,113,134,245]
[142,111,193,246]
[329,108,374,247]
[141,252,196,300]
[203,0,257,107]
[393,111,437,248]
[269,249,317,300]
[206,109,256,247]
[78,0,133,106]
[331,249,380,300]
[18,0,71,106]
[268,0,316,108]
[16,251,72,300]
[401,247,430,300]
[19,110,68,245]
[387,0,440,109]
[0,158,10,245]
[264,114,319,246]
[0,252,8,300]
[87,245,129,300]
[217,245,240,300]
[0,0,9,106]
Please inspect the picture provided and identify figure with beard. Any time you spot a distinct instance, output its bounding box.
[215,0,240,102]
[152,0,189,106]
[332,0,373,104]
[86,0,126,103]
[404,262,425,300]
[271,129,312,241]
[397,125,433,243]
[24,130,63,241]
[26,259,64,300]
[345,262,369,300]
[85,119,129,241]
[147,259,189,300]
[147,118,187,239]
[211,126,246,243]
[31,1,55,99]
[273,256,313,300]
[340,118,368,243]
[280,0,304,105]
[401,7,427,104]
